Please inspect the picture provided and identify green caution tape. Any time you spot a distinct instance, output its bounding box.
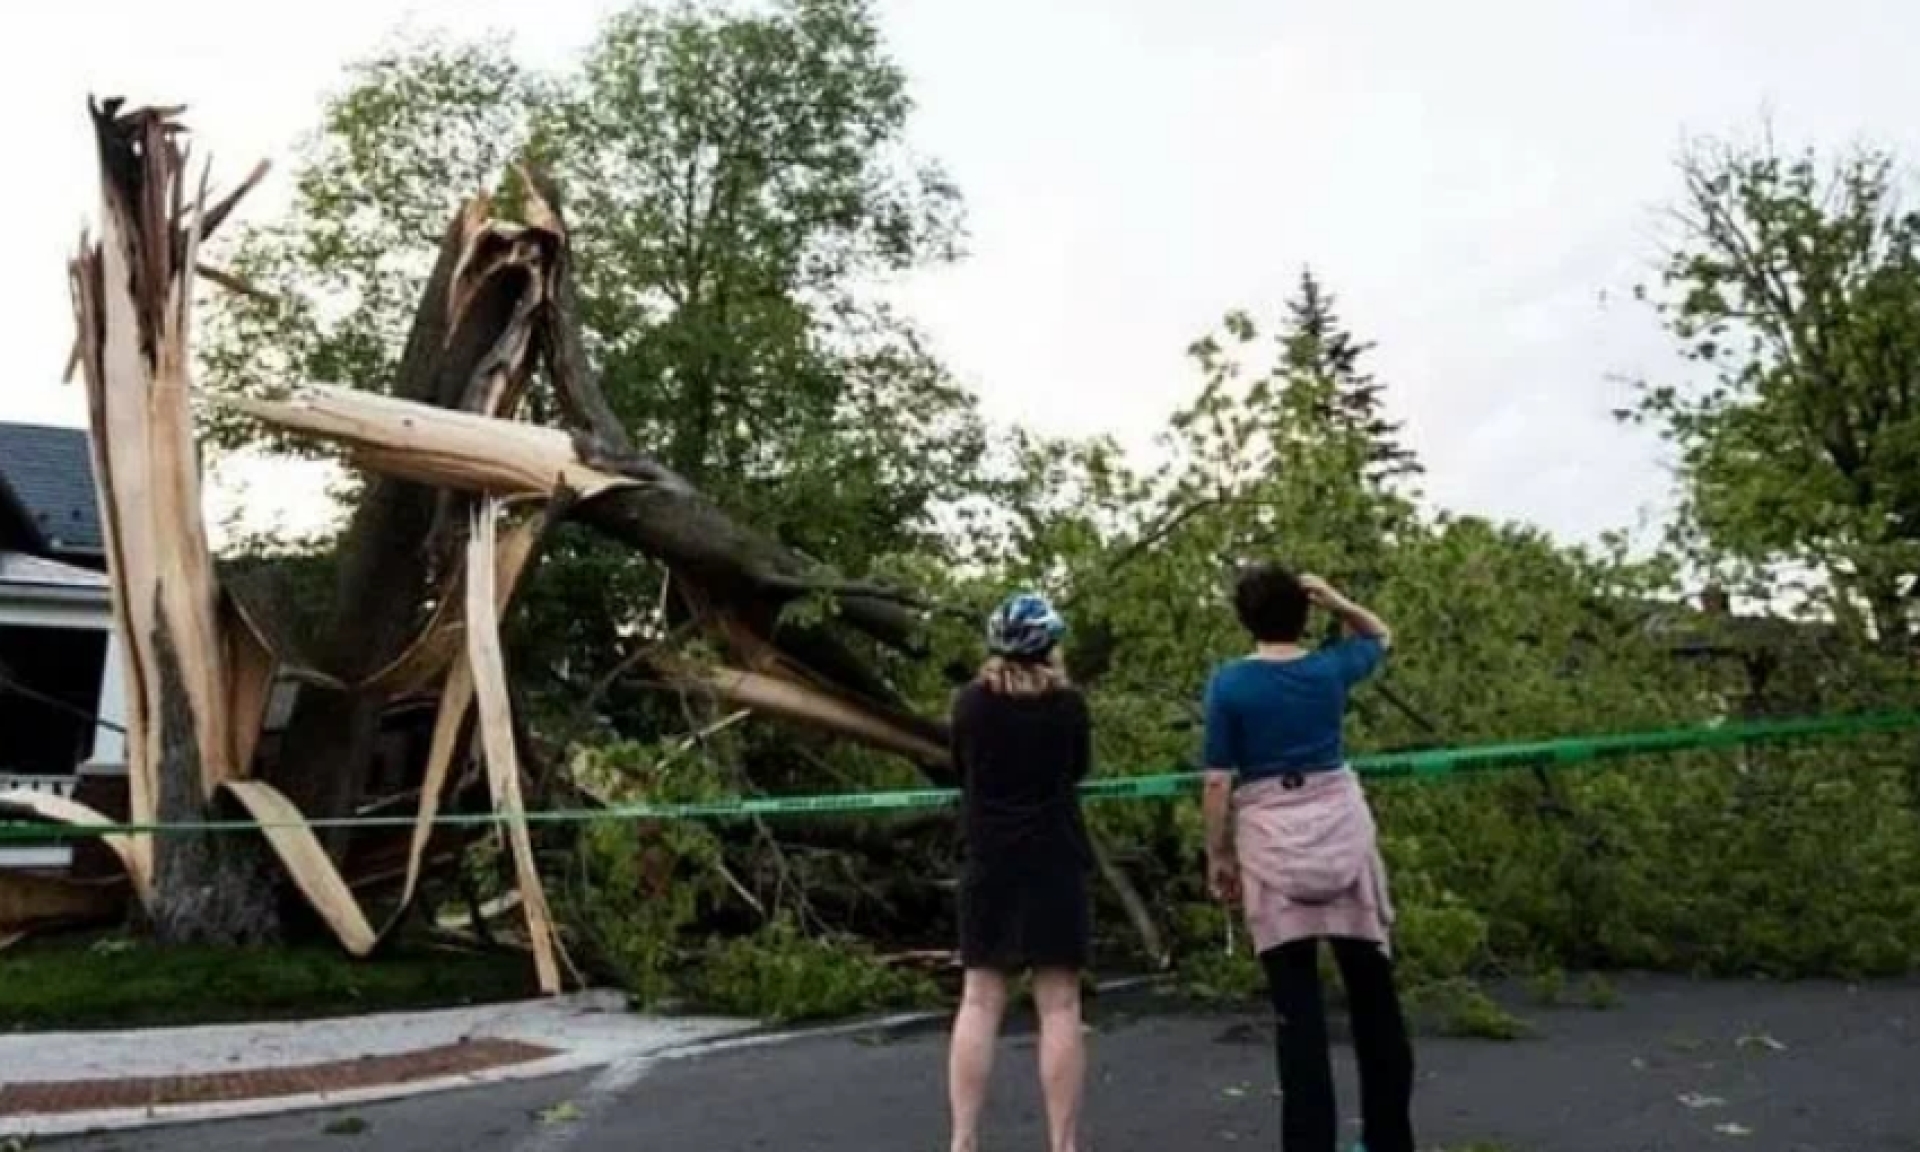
[1,710,1915,843]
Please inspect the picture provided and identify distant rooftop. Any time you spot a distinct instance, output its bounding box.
[0,423,103,557]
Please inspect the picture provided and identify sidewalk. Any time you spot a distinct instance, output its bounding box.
[0,991,750,1139]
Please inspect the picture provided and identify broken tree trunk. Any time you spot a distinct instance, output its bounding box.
[268,198,558,861]
[41,103,967,976]
[69,100,276,943]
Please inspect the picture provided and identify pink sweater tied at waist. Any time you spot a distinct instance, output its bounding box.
[1233,768,1395,955]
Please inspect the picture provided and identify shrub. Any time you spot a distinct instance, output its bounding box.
[560,819,719,1006]
[1406,980,1533,1041]
[687,917,939,1022]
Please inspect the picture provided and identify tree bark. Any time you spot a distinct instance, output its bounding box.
[148,630,278,944]
[1863,576,1912,655]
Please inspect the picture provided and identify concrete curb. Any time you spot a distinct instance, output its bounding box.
[0,1051,605,1140]
[0,974,1174,1140]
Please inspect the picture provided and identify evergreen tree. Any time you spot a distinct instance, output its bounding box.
[1278,268,1423,495]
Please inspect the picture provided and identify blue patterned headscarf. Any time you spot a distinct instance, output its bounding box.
[985,592,1066,661]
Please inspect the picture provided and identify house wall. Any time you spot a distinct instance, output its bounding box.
[0,625,105,775]
[0,593,122,873]
[0,592,123,768]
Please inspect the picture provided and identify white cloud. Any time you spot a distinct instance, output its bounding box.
[6,0,1916,546]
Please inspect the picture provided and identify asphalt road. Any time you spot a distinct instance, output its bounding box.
[46,976,1920,1152]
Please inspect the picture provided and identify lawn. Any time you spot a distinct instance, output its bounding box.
[0,931,537,1031]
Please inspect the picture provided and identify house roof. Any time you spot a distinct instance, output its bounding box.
[0,423,103,557]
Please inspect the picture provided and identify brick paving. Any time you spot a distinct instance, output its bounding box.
[0,1037,556,1116]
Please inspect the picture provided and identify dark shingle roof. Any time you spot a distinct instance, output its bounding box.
[0,423,103,557]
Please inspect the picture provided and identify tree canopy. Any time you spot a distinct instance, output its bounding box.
[1632,135,1920,649]
[180,5,1920,1000]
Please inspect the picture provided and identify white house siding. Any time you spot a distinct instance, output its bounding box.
[0,551,117,870]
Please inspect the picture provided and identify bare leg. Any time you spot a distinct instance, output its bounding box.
[1032,967,1086,1152]
[949,968,1010,1152]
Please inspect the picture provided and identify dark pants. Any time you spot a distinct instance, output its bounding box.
[1260,937,1415,1152]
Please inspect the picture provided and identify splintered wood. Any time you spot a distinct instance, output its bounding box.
[465,503,561,993]
[19,95,954,983]
[43,100,577,965]
[67,101,240,918]
[229,383,949,768]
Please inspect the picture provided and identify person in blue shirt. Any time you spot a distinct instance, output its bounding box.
[1202,564,1415,1152]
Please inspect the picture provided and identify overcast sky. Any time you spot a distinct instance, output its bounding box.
[6,0,1918,546]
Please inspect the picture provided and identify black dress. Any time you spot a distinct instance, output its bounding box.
[950,682,1093,971]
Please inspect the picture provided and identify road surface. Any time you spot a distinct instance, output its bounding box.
[44,975,1920,1151]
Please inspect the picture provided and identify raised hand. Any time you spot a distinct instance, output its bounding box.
[1298,573,1338,607]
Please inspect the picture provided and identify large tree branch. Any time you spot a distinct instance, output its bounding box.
[227,383,948,773]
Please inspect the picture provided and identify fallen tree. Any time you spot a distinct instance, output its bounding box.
[2,98,1187,992]
[2,99,964,986]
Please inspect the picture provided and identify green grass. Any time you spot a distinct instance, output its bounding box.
[0,932,536,1032]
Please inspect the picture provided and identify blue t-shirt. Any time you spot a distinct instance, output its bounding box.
[1202,637,1387,781]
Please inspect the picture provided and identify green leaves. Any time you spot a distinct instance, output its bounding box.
[202,0,994,749]
[1633,133,1920,647]
[685,915,939,1022]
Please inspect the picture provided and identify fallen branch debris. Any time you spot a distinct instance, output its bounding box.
[8,98,965,985]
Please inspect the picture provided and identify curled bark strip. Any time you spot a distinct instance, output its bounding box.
[0,791,151,900]
[221,779,377,955]
[465,502,562,994]
[379,504,548,939]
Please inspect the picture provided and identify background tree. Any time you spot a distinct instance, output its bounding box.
[1279,269,1423,496]
[201,0,989,832]
[1632,135,1920,650]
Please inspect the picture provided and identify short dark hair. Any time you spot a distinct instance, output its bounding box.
[1232,564,1309,642]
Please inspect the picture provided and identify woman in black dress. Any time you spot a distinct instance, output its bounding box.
[947,592,1092,1152]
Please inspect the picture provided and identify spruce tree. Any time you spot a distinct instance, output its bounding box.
[1278,268,1423,494]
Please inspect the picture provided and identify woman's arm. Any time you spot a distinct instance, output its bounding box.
[1300,574,1392,648]
[1202,771,1239,904]
[1199,673,1242,903]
